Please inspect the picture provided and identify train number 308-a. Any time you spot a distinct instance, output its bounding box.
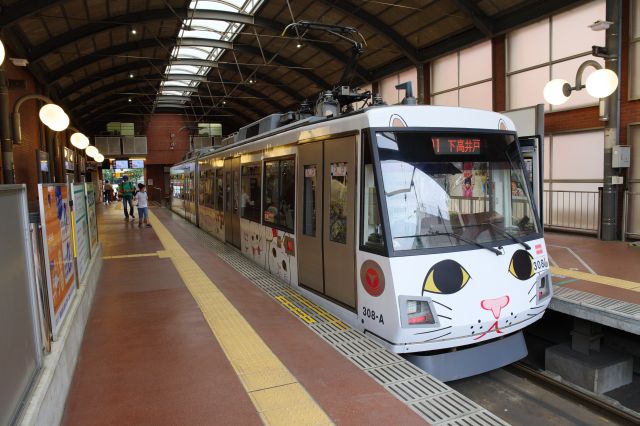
[533,257,549,272]
[362,306,385,324]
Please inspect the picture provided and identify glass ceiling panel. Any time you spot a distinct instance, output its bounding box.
[176,47,213,59]
[166,65,201,74]
[156,0,266,111]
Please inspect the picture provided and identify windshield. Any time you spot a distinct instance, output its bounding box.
[376,131,539,252]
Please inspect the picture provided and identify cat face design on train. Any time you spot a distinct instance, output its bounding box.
[421,248,547,340]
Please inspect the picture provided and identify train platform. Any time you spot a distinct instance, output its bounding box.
[60,204,505,426]
[546,232,640,335]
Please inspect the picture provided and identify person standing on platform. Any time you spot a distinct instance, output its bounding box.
[119,175,136,220]
[135,184,151,228]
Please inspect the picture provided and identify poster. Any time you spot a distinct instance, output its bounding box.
[72,184,91,281]
[38,184,76,336]
[85,183,98,255]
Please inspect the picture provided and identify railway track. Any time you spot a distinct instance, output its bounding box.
[449,362,640,426]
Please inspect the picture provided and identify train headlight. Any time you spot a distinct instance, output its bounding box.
[536,273,552,303]
[400,296,437,327]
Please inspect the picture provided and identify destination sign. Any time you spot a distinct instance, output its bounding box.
[432,137,482,155]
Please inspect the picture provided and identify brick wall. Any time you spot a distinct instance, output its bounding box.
[145,114,190,165]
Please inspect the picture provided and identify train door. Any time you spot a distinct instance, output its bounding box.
[297,136,357,309]
[224,157,241,248]
[297,142,324,293]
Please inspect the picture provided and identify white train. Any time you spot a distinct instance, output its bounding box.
[170,103,552,381]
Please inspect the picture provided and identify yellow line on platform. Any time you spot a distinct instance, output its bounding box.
[102,252,160,260]
[148,211,333,426]
[551,266,640,291]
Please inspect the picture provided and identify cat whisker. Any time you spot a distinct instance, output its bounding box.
[423,332,452,342]
[433,300,452,311]
[529,294,536,303]
[529,305,545,310]
[414,325,451,335]
[527,281,536,295]
[437,315,452,321]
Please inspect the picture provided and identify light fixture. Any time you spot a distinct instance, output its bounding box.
[94,153,105,163]
[248,79,254,84]
[542,59,618,106]
[85,145,99,158]
[129,73,134,78]
[296,41,302,48]
[0,39,4,66]
[222,100,226,105]
[131,28,137,35]
[70,132,90,149]
[128,97,132,103]
[585,68,618,98]
[543,79,571,105]
[39,103,70,131]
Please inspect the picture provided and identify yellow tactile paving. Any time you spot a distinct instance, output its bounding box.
[148,211,333,426]
[102,252,161,259]
[551,266,640,291]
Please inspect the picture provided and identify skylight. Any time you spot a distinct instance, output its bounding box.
[155,0,266,110]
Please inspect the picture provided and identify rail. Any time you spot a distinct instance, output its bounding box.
[544,189,600,234]
[622,190,640,242]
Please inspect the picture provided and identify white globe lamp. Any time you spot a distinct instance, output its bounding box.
[0,40,5,66]
[585,68,618,98]
[70,132,86,148]
[85,145,99,158]
[39,103,69,131]
[94,153,105,163]
[543,79,571,105]
[76,134,90,149]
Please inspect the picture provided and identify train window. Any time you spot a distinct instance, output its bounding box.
[241,163,261,223]
[263,157,295,232]
[329,162,348,244]
[303,165,317,236]
[215,168,223,211]
[361,134,385,250]
[375,131,539,252]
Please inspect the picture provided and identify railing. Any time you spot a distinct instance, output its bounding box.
[544,189,600,234]
[622,190,640,241]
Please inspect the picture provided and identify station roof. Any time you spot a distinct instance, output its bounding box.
[0,0,586,134]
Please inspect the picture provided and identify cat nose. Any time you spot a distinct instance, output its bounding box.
[481,295,510,319]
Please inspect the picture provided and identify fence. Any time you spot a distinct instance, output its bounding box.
[543,189,600,234]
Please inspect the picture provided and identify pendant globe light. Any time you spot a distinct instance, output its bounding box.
[39,104,70,131]
[85,145,99,158]
[0,40,5,66]
[94,153,105,163]
[70,132,90,150]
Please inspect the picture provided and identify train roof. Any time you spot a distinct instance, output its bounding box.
[173,105,516,167]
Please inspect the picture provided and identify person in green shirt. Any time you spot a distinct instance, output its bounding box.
[119,175,136,220]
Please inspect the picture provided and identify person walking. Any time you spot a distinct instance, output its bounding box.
[103,180,113,205]
[135,184,151,228]
[119,175,136,220]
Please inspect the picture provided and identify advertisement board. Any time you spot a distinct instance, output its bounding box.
[72,184,91,282]
[38,184,76,336]
[85,183,99,255]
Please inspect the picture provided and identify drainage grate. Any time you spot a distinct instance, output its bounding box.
[167,211,507,425]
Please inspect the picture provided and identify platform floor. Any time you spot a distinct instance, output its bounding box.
[61,204,503,425]
[546,232,640,334]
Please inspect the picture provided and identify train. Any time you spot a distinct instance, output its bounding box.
[170,100,552,381]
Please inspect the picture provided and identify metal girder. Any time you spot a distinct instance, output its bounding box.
[47,37,174,84]
[180,38,233,49]
[165,74,208,81]
[157,95,192,102]
[57,63,164,99]
[172,59,218,67]
[68,80,149,110]
[453,0,493,37]
[315,0,418,64]
[28,8,188,64]
[234,44,330,89]
[0,0,64,26]
[58,71,163,99]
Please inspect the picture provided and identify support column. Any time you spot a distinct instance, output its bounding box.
[0,67,15,184]
[601,0,622,240]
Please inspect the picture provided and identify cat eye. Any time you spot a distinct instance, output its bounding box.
[423,260,471,295]
[509,250,535,280]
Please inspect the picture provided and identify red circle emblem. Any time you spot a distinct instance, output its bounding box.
[360,260,385,297]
